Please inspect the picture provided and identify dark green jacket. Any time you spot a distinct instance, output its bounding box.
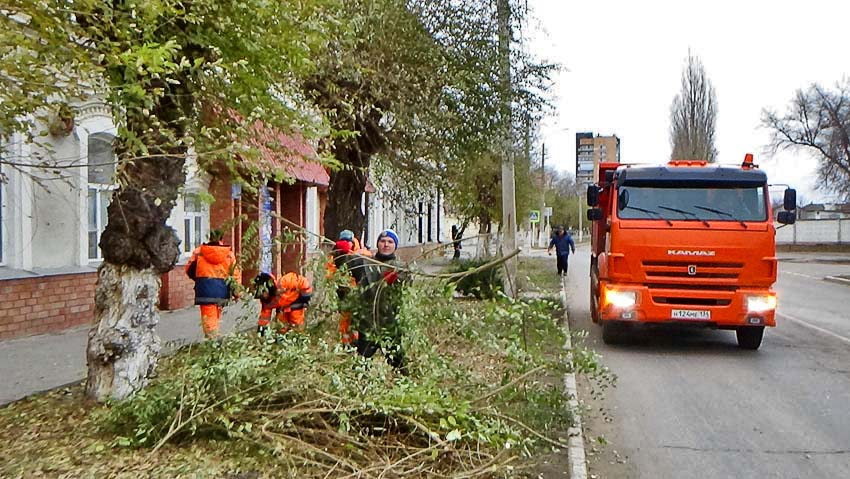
[348,253,407,339]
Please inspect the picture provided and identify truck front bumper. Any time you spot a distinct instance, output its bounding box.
[598,282,776,327]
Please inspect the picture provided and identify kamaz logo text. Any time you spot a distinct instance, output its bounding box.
[667,250,716,256]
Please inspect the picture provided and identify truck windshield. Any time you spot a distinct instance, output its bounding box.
[617,186,767,222]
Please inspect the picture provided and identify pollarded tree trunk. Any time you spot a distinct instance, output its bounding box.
[85,100,187,401]
[86,264,162,401]
[325,146,368,241]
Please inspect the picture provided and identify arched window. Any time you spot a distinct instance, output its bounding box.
[87,132,116,260]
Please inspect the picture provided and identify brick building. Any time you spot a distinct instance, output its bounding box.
[0,102,327,339]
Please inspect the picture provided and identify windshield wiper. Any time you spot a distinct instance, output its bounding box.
[658,205,711,227]
[693,205,747,228]
[624,205,673,226]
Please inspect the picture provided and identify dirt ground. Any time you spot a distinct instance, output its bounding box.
[576,374,637,479]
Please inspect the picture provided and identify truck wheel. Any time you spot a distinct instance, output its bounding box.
[590,265,600,323]
[736,326,764,350]
[602,320,620,344]
[590,287,599,323]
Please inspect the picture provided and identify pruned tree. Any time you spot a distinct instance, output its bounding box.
[763,80,850,200]
[1,0,338,401]
[670,52,718,162]
[304,0,450,240]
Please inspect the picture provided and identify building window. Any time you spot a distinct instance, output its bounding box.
[0,164,4,264]
[183,193,205,253]
[87,132,116,260]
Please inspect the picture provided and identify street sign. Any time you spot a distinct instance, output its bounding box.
[529,210,540,223]
[544,206,553,217]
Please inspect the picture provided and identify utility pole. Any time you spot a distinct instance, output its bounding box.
[497,0,517,297]
[539,143,546,247]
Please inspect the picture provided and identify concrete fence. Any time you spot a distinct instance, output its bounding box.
[776,219,850,244]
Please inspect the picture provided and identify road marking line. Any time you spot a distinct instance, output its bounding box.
[777,312,850,346]
[781,271,819,280]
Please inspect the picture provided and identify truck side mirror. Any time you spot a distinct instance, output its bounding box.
[587,184,599,206]
[783,188,797,211]
[777,211,795,225]
[587,208,603,221]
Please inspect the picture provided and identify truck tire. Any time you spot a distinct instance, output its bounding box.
[590,264,600,324]
[590,286,599,323]
[736,326,764,350]
[602,320,620,344]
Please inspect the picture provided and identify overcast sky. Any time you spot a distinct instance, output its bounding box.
[529,0,849,203]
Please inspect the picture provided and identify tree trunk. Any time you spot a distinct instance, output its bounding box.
[86,264,162,402]
[85,113,187,401]
[476,214,492,258]
[325,147,368,241]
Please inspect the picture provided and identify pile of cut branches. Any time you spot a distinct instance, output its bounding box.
[1,275,608,478]
[98,281,572,477]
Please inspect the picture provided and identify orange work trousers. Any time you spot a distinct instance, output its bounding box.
[199,304,223,339]
[339,311,359,345]
[258,308,306,334]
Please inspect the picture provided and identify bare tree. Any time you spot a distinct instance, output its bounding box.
[763,80,850,200]
[670,53,718,162]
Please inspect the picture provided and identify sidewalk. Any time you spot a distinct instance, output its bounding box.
[0,301,257,405]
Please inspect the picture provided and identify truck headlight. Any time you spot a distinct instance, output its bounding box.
[605,288,637,308]
[746,294,777,313]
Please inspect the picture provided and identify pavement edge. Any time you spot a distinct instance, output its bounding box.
[560,276,588,479]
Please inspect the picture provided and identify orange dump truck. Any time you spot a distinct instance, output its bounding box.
[586,155,797,349]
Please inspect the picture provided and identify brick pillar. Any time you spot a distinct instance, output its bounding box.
[209,176,235,245]
[318,187,328,245]
[280,182,305,274]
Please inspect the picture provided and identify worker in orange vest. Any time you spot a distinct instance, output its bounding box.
[253,271,313,336]
[326,230,371,344]
[185,229,241,339]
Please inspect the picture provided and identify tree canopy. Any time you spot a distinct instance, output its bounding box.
[670,52,718,162]
[763,80,850,200]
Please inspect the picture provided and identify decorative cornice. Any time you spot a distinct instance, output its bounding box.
[74,100,112,123]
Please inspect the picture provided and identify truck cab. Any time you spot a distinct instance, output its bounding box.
[586,156,796,349]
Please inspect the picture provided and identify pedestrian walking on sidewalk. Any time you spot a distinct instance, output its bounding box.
[185,229,241,339]
[451,224,464,260]
[547,225,576,276]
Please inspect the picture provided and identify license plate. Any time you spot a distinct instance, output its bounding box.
[671,309,711,320]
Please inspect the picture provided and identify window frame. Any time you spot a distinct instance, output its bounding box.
[0,162,5,266]
[182,192,207,254]
[86,132,117,262]
[87,184,116,261]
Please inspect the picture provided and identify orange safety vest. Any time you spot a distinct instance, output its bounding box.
[259,272,312,320]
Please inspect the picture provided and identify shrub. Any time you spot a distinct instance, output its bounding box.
[449,258,502,299]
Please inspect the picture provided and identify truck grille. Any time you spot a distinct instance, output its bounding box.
[642,260,743,306]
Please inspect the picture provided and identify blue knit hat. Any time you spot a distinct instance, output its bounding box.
[339,229,354,241]
[377,229,399,247]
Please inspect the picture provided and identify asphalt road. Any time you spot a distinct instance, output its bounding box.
[567,244,850,479]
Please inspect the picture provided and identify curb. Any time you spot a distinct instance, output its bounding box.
[560,276,588,479]
[824,275,850,286]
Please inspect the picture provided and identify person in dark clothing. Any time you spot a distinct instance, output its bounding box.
[348,229,407,370]
[451,224,463,260]
[547,225,576,276]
